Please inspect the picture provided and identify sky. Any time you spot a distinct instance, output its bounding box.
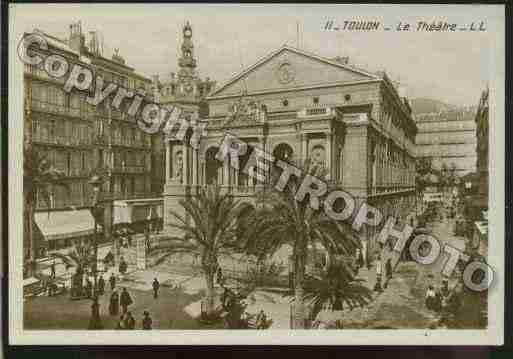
[10,4,504,107]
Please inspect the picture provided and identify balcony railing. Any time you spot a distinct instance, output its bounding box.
[111,191,159,200]
[112,165,147,173]
[110,137,148,148]
[31,100,85,119]
[33,133,92,146]
[25,64,67,86]
[297,107,335,119]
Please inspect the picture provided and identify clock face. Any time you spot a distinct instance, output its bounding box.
[184,29,192,37]
[277,62,295,84]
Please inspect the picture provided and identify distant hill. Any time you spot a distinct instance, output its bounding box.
[409,98,456,114]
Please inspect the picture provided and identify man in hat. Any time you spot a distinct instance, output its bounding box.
[373,255,383,293]
[152,278,160,299]
[109,272,116,291]
[142,311,153,330]
[98,275,105,296]
[120,287,133,314]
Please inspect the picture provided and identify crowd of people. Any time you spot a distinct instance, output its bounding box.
[425,279,463,326]
[103,279,157,330]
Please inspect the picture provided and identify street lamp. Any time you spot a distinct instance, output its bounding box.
[88,173,104,329]
[88,174,104,296]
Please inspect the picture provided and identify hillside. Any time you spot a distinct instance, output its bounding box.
[409,98,455,115]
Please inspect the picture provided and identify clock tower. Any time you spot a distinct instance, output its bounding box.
[177,21,197,99]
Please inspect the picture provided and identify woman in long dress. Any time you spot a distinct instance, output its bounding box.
[109,291,119,316]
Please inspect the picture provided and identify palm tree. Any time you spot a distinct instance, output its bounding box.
[240,163,361,328]
[163,186,253,317]
[24,148,69,277]
[49,242,95,298]
[49,242,94,274]
[300,261,373,327]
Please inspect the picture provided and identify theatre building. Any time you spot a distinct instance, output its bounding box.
[163,44,417,263]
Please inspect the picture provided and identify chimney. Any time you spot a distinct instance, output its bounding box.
[68,21,85,54]
[170,72,175,80]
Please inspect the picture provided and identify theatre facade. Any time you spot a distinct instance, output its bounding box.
[163,45,417,264]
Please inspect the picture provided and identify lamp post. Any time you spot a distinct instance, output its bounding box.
[88,174,104,297]
[88,173,104,330]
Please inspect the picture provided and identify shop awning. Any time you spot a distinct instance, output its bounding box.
[35,209,99,241]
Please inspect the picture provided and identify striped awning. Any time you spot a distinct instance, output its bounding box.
[35,209,99,241]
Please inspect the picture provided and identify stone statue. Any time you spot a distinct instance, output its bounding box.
[174,152,183,180]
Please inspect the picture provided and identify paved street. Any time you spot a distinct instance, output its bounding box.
[24,266,223,330]
[341,212,485,329]
[24,209,486,330]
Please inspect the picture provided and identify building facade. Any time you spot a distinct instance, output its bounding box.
[24,22,163,257]
[475,88,489,205]
[414,107,477,176]
[472,88,489,257]
[163,43,417,263]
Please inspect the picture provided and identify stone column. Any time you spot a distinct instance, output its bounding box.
[192,148,198,186]
[259,136,267,184]
[223,159,230,187]
[301,134,308,166]
[165,140,171,182]
[182,142,188,185]
[325,133,332,180]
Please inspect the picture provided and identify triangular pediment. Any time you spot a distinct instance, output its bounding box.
[209,46,379,98]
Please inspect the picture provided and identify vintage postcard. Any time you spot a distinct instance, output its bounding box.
[8,3,505,345]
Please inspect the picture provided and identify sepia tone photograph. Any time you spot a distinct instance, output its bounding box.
[7,3,505,345]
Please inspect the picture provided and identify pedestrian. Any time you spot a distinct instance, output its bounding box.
[433,288,443,313]
[109,273,116,291]
[256,309,267,329]
[440,279,450,298]
[116,314,125,329]
[85,278,93,298]
[98,275,105,296]
[373,256,383,293]
[142,311,152,330]
[355,248,364,269]
[152,278,160,299]
[425,285,436,311]
[109,290,120,316]
[216,266,224,285]
[120,287,133,314]
[88,296,103,330]
[119,257,128,276]
[50,261,56,279]
[125,311,135,329]
[384,258,393,288]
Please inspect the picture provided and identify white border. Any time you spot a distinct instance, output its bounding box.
[8,4,505,346]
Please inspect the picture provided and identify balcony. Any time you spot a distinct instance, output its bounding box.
[33,134,91,147]
[25,64,66,86]
[112,165,147,174]
[31,100,84,119]
[297,107,336,120]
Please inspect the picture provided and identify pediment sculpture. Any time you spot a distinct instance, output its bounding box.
[225,97,267,125]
